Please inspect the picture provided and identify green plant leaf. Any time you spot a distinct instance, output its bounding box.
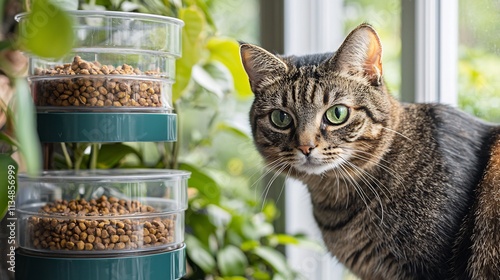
[215,122,250,139]
[207,204,232,227]
[240,240,259,252]
[219,277,248,280]
[206,37,253,98]
[268,234,299,246]
[18,0,74,58]
[185,208,217,246]
[217,245,248,276]
[0,132,19,149]
[185,234,216,273]
[0,40,13,52]
[174,6,206,101]
[262,200,278,221]
[252,247,293,278]
[13,78,41,175]
[179,162,220,203]
[96,143,140,168]
[241,215,273,240]
[192,61,233,98]
[0,154,17,220]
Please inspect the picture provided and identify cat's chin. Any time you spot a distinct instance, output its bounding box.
[293,162,337,175]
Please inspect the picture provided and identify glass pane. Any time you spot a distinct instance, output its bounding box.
[458,0,500,122]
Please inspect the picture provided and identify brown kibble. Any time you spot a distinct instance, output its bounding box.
[107,226,116,235]
[30,195,174,252]
[78,96,87,104]
[98,86,107,95]
[56,83,65,93]
[74,226,81,235]
[115,242,126,250]
[119,235,129,243]
[95,243,105,250]
[88,97,98,106]
[85,243,93,250]
[80,232,88,242]
[76,241,85,250]
[79,222,87,231]
[79,62,90,69]
[111,235,119,243]
[35,57,163,108]
[130,235,138,242]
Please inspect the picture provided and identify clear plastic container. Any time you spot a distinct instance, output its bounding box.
[16,169,189,255]
[15,11,183,112]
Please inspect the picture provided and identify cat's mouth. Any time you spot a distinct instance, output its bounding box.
[293,153,346,175]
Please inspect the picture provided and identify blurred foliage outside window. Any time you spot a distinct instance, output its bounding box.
[458,0,500,122]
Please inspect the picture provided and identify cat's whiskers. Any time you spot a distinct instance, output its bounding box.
[346,154,394,200]
[381,126,413,142]
[341,146,406,188]
[340,157,387,225]
[337,161,372,214]
[276,165,293,205]
[260,161,289,210]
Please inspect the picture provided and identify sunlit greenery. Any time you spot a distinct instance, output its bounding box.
[459,0,500,122]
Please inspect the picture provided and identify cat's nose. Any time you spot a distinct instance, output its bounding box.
[297,145,316,156]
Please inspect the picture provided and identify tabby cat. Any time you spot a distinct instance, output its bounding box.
[240,24,500,279]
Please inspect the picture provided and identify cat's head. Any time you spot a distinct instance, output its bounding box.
[241,24,399,175]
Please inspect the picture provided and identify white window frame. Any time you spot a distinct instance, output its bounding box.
[282,0,458,279]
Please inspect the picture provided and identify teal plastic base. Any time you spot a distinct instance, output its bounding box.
[37,112,177,142]
[16,245,186,280]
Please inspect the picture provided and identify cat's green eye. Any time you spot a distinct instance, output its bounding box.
[270,110,292,128]
[325,105,349,125]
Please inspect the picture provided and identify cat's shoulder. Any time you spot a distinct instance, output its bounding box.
[468,132,500,278]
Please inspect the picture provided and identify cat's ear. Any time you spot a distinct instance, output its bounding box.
[240,43,288,92]
[323,24,383,86]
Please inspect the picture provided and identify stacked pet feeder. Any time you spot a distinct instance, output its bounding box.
[15,11,188,280]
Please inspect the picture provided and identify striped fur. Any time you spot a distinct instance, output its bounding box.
[241,24,500,279]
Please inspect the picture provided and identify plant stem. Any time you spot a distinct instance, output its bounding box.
[60,143,73,169]
[73,143,89,171]
[89,143,99,169]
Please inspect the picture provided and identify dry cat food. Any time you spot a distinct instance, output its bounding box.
[28,195,177,252]
[33,56,164,108]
